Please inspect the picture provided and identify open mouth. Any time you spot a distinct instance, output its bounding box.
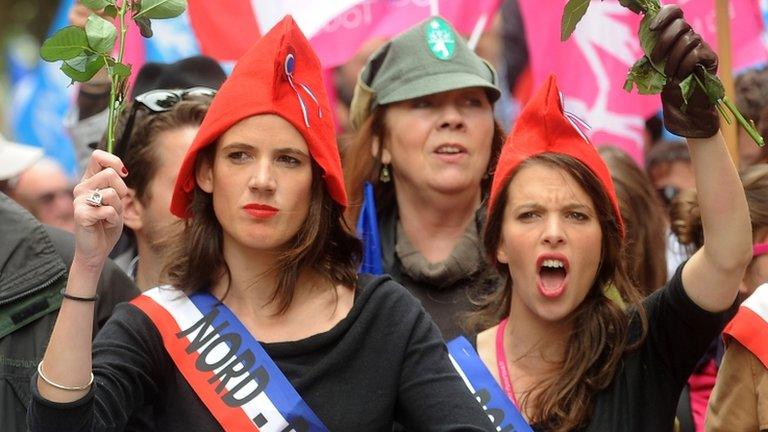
[537,258,568,298]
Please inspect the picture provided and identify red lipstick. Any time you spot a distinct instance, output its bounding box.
[243,203,279,219]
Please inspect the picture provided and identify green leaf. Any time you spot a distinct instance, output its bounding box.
[61,55,105,83]
[64,53,98,72]
[103,5,118,18]
[638,12,658,57]
[85,14,117,54]
[81,0,111,11]
[560,0,590,41]
[135,0,186,19]
[701,68,725,104]
[678,75,695,112]
[40,26,89,62]
[618,0,647,14]
[134,16,154,38]
[111,62,131,80]
[623,57,667,95]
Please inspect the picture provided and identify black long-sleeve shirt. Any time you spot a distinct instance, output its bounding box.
[28,274,494,432]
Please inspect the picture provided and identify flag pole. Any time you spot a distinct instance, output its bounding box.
[467,13,489,51]
[430,0,439,16]
[715,0,740,167]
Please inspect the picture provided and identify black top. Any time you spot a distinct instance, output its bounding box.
[378,204,502,342]
[28,274,494,432]
[533,264,736,431]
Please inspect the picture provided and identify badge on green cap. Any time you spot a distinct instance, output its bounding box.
[425,17,456,60]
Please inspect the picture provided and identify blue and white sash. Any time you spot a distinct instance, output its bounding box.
[447,336,534,432]
[132,287,329,432]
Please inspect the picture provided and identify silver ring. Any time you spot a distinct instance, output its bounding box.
[85,189,103,207]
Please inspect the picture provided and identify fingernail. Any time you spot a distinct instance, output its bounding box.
[122,167,128,175]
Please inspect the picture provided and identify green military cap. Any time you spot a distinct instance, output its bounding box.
[350,16,501,131]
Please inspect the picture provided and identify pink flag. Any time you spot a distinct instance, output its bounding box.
[188,0,500,67]
[519,0,766,162]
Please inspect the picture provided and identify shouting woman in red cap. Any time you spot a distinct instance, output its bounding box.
[459,6,752,432]
[28,17,494,432]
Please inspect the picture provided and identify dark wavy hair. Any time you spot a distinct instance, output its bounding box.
[164,144,362,313]
[468,153,647,431]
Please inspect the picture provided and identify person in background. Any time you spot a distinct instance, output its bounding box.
[104,56,226,283]
[674,164,768,431]
[599,145,667,296]
[111,89,214,290]
[734,66,768,167]
[0,140,138,432]
[344,16,505,341]
[6,158,76,233]
[27,17,493,431]
[468,6,751,430]
[645,139,694,280]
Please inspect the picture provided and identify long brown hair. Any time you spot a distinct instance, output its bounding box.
[469,153,647,431]
[341,105,506,224]
[599,146,667,295]
[164,144,362,313]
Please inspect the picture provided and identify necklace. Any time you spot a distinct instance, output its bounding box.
[495,317,522,408]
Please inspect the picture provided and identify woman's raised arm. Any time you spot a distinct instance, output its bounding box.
[650,6,752,312]
[36,150,128,402]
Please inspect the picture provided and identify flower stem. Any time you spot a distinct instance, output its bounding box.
[723,96,764,147]
[105,0,130,154]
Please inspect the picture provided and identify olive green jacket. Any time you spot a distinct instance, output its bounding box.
[0,193,138,432]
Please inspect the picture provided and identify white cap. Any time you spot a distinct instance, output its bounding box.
[0,134,44,181]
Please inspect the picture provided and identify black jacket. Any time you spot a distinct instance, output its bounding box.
[0,193,139,432]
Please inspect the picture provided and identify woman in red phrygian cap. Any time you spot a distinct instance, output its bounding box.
[464,6,752,432]
[29,16,494,432]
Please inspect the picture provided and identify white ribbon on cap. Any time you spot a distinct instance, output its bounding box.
[284,53,322,128]
[558,92,592,143]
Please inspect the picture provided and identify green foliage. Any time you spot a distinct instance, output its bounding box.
[561,0,590,41]
[135,0,186,19]
[85,14,117,54]
[678,74,695,112]
[61,55,104,83]
[562,0,763,147]
[624,57,666,94]
[39,0,188,153]
[82,0,112,11]
[40,26,89,61]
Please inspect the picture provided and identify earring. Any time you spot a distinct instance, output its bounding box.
[379,164,391,183]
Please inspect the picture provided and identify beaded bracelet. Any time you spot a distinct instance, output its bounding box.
[60,288,98,302]
[37,361,93,391]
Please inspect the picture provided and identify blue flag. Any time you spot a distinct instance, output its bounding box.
[10,0,77,176]
[356,182,383,275]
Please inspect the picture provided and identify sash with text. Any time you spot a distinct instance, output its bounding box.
[132,287,328,432]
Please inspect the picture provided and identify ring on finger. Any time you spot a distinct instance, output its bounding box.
[85,189,103,208]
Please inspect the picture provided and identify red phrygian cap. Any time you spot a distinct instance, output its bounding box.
[488,75,624,237]
[171,16,346,218]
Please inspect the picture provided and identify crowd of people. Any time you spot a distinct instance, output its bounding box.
[2,2,768,431]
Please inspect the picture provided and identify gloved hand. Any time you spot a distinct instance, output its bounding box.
[650,5,720,138]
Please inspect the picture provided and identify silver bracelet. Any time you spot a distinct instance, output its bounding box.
[37,360,93,391]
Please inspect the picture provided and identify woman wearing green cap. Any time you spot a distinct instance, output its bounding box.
[344,16,505,341]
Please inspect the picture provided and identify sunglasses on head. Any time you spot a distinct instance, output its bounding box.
[115,86,217,160]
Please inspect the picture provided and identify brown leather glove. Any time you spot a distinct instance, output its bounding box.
[650,5,720,138]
